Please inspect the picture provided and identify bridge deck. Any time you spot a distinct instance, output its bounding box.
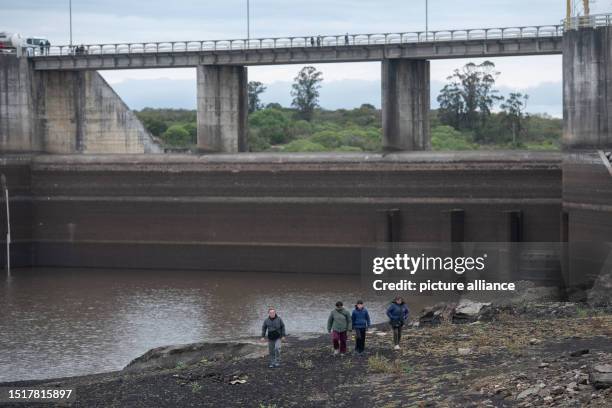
[30,26,563,70]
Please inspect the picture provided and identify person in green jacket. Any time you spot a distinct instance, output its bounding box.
[327,301,352,355]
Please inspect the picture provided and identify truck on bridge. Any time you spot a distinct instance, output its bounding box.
[0,32,49,56]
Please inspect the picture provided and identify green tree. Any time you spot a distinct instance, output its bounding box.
[248,81,266,114]
[291,66,323,121]
[249,108,291,145]
[265,102,283,110]
[500,93,529,146]
[163,125,193,146]
[437,61,503,140]
[140,116,168,136]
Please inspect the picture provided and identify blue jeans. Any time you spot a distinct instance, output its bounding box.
[268,338,281,365]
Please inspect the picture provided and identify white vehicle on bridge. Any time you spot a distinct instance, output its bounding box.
[25,36,50,55]
[0,32,23,54]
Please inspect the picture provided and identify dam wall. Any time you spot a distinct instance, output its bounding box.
[0,55,160,154]
[0,151,562,274]
[562,26,612,289]
[0,156,33,267]
[562,151,612,288]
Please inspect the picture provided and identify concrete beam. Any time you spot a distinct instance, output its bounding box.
[382,59,430,151]
[563,26,612,149]
[30,38,563,71]
[196,65,248,153]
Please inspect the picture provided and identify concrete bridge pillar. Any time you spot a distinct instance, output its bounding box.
[381,59,430,151]
[562,25,612,299]
[196,65,248,153]
[563,26,612,149]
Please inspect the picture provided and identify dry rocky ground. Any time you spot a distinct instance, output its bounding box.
[2,302,612,408]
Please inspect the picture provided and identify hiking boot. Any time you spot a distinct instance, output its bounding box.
[394,345,401,350]
[333,349,340,356]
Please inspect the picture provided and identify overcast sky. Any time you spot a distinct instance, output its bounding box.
[4,1,612,115]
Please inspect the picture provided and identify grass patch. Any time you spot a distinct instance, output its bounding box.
[367,354,411,375]
[190,382,202,394]
[297,358,313,369]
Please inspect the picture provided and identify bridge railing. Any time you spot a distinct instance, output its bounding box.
[31,25,564,58]
[563,13,612,30]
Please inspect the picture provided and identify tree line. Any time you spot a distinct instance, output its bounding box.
[135,62,561,152]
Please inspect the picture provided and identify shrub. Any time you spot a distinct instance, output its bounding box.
[163,125,193,146]
[249,108,291,145]
[283,139,327,152]
[431,125,478,150]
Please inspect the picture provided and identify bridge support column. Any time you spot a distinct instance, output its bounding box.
[381,59,430,151]
[563,26,612,149]
[197,65,248,152]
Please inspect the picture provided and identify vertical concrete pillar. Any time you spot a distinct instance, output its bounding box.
[0,55,41,152]
[563,26,612,149]
[381,59,430,151]
[197,65,248,152]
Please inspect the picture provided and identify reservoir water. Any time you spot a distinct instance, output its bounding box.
[0,268,434,382]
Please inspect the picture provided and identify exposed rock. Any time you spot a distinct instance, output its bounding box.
[419,299,491,325]
[123,341,266,373]
[570,349,589,357]
[419,302,456,325]
[550,385,565,395]
[457,347,472,356]
[590,364,612,389]
[516,385,543,400]
[587,269,612,307]
[453,300,491,324]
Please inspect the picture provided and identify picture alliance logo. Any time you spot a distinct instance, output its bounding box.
[372,253,488,275]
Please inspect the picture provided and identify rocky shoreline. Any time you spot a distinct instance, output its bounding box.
[2,300,611,407]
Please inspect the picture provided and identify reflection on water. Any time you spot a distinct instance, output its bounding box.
[1,268,433,382]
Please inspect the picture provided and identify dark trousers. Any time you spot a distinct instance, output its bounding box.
[332,330,348,353]
[392,326,403,345]
[354,328,366,353]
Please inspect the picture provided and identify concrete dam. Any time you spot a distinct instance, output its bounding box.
[0,20,611,287]
[2,151,563,273]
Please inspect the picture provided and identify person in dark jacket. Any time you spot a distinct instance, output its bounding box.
[386,296,409,350]
[261,307,286,368]
[327,301,352,355]
[351,300,371,354]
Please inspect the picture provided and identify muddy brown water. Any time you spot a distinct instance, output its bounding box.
[0,268,437,382]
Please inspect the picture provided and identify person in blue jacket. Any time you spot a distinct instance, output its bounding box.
[386,296,409,350]
[351,300,371,354]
